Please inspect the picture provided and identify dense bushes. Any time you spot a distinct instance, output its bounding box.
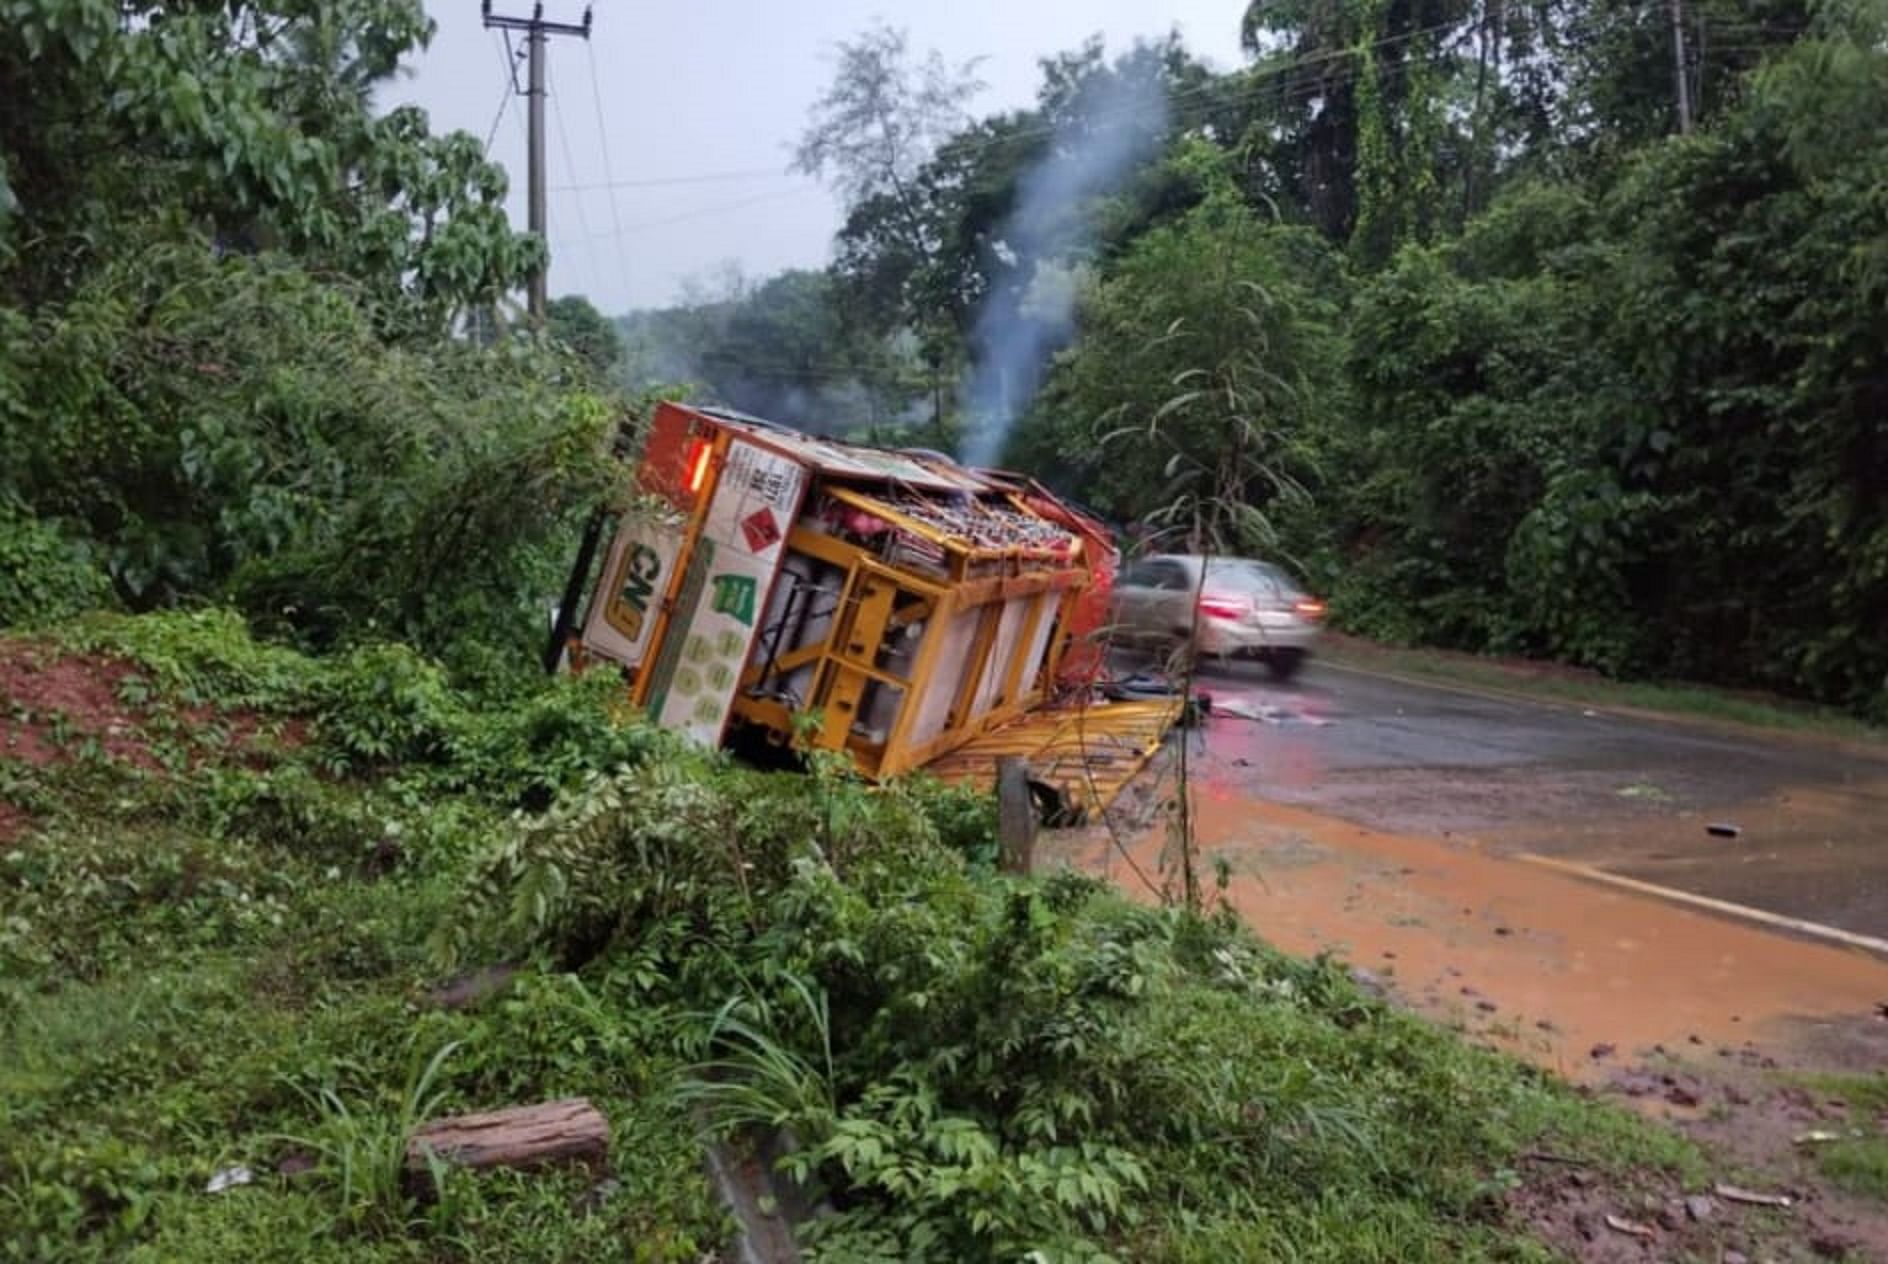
[0,244,615,676]
[1329,30,1888,715]
[0,501,113,627]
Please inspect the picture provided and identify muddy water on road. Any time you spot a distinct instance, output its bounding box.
[1049,782,1888,1081]
[1049,671,1888,1080]
[1194,660,1888,938]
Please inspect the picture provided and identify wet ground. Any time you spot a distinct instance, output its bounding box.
[1188,657,1888,938]
[1046,656,1888,1082]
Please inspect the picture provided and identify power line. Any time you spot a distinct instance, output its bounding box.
[551,166,809,194]
[548,13,1814,274]
[583,38,637,304]
[482,31,522,156]
[547,54,602,289]
[542,22,1467,262]
[550,186,826,250]
[545,17,1473,204]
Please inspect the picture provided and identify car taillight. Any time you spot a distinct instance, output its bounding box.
[1199,593,1250,620]
[1292,597,1327,619]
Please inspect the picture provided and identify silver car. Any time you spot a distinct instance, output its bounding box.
[1110,554,1325,679]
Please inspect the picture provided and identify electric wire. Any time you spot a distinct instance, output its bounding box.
[484,30,523,156]
[583,38,638,305]
[541,14,1815,276]
[547,53,602,290]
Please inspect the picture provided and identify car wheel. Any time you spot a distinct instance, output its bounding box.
[1266,648,1306,681]
[1161,629,1201,675]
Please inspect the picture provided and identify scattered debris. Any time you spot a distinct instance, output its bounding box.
[575,1176,621,1214]
[1215,697,1285,724]
[1706,822,1743,838]
[1793,1129,1842,1146]
[1101,673,1178,702]
[408,1098,609,1180]
[1713,1182,1793,1209]
[1604,1213,1656,1238]
[205,1165,254,1194]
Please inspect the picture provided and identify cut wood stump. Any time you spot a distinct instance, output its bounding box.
[407,1098,609,1179]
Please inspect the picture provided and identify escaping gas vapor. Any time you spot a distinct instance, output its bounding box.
[958,57,1170,468]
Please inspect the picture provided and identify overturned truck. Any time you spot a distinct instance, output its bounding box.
[553,402,1178,821]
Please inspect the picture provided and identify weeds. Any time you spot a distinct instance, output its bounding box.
[274,1039,463,1233]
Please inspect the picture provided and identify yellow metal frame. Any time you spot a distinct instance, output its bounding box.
[726,491,1092,781]
[921,698,1183,817]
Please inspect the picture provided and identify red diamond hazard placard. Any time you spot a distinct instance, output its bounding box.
[740,506,781,553]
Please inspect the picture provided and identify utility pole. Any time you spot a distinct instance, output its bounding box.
[482,1,592,327]
[1668,0,1693,134]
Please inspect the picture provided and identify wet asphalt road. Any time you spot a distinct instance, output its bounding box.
[1182,655,1888,938]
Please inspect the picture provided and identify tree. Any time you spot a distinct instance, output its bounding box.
[795,24,985,248]
[547,295,625,381]
[796,24,984,437]
[0,0,537,330]
[1021,168,1346,556]
[0,0,609,675]
[618,269,924,434]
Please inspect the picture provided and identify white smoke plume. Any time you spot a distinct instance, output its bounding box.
[958,58,1169,467]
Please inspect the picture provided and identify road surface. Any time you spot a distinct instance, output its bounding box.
[1191,656,1888,938]
[1047,654,1888,1079]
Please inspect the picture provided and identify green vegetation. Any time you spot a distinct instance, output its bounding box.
[1791,1073,1888,1201]
[3,612,1698,1260]
[670,1,1886,720]
[1821,1139,1888,1202]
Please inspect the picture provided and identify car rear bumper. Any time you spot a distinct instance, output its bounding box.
[1196,619,1318,656]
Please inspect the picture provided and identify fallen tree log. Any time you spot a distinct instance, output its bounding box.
[407,1097,609,1177]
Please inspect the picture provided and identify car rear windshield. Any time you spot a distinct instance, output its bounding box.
[1204,558,1303,596]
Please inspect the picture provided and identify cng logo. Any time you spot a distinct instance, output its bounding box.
[606,540,666,644]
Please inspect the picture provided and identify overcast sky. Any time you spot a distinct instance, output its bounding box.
[387,2,1248,316]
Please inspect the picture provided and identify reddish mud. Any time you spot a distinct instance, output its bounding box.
[0,640,299,840]
[1050,787,1888,1084]
[0,644,159,770]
